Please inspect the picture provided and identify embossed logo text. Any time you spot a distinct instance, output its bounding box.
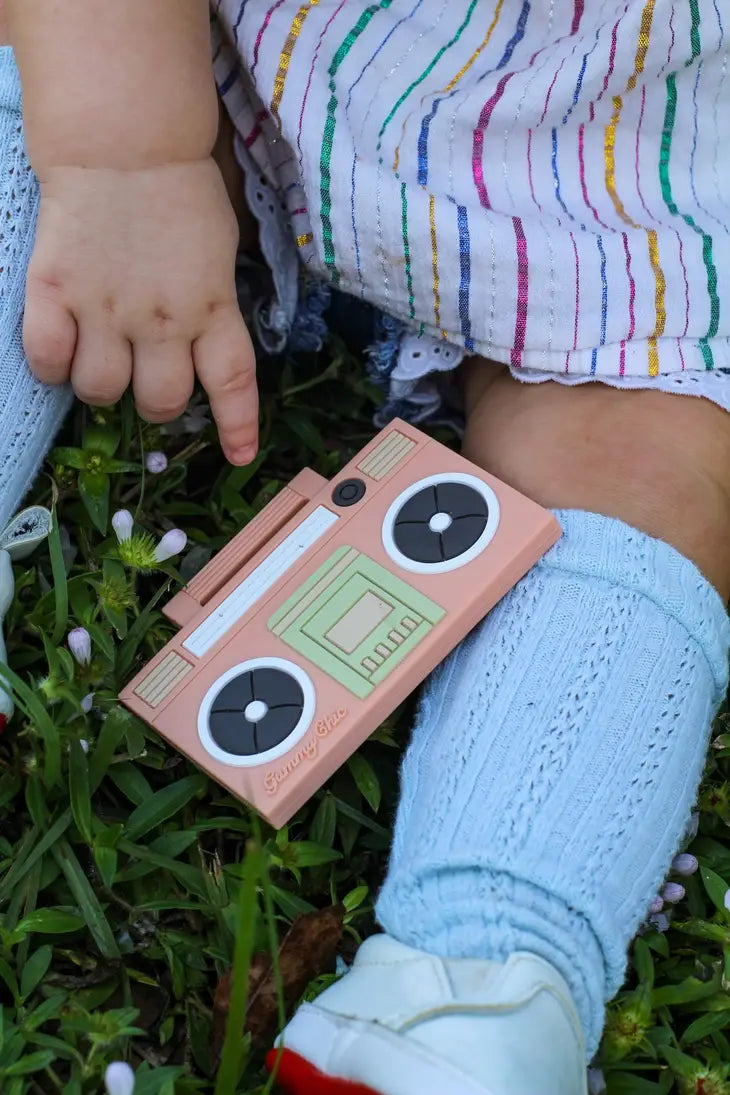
[264,707,349,794]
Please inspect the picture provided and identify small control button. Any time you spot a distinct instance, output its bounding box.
[332,478,366,507]
[375,643,391,659]
[401,616,418,632]
[361,657,378,673]
[389,629,405,646]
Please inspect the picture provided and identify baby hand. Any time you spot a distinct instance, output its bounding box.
[24,158,258,465]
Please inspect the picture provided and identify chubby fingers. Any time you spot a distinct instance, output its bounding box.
[132,338,195,423]
[23,276,78,385]
[193,307,258,465]
[68,321,133,406]
[23,284,258,464]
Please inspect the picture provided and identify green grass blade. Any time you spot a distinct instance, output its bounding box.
[124,774,207,842]
[331,795,390,837]
[68,741,92,845]
[214,842,261,1095]
[89,708,130,793]
[0,811,72,903]
[115,579,173,680]
[47,510,69,644]
[51,839,120,959]
[257,818,287,1095]
[116,838,209,899]
[0,663,61,788]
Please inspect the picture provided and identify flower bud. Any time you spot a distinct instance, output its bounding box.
[684,810,700,842]
[104,1061,135,1095]
[671,853,699,876]
[662,882,685,904]
[724,888,730,913]
[155,529,187,563]
[649,911,670,933]
[68,627,91,666]
[112,510,134,544]
[145,451,168,474]
[587,1068,606,1095]
[648,895,664,915]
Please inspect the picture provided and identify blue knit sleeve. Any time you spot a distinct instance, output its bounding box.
[0,47,73,527]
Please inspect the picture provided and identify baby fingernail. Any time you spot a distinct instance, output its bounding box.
[229,444,256,465]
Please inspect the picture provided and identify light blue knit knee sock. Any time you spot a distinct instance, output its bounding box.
[376,510,730,1057]
[0,48,72,528]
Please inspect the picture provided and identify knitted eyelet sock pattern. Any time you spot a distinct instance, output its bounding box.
[376,510,730,1058]
[0,48,73,530]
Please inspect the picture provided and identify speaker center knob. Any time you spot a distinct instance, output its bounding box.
[244,700,269,722]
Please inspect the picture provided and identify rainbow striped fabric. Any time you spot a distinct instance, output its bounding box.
[211,0,730,402]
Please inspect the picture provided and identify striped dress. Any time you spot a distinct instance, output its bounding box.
[211,0,730,410]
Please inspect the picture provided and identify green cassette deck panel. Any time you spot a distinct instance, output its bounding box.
[268,548,445,698]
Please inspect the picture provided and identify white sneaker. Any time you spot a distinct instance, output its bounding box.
[266,933,588,1095]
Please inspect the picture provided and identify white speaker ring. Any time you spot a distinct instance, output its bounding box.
[382,472,500,574]
[198,657,316,768]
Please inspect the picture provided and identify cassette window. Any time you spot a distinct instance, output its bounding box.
[268,548,445,698]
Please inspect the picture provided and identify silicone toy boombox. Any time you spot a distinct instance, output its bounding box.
[120,421,560,827]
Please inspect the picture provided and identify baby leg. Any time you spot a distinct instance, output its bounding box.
[271,367,730,1095]
[460,362,730,597]
[376,365,730,1054]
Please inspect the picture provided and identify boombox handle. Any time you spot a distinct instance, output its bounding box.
[163,467,327,629]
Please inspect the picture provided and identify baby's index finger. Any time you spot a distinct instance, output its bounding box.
[192,311,259,465]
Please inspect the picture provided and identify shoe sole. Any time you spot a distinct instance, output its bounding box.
[266,1048,382,1095]
[269,1004,503,1095]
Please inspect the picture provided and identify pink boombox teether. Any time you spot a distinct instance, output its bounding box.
[120,421,560,826]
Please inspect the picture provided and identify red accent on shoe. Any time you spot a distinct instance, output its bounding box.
[0,713,7,734]
[266,1048,382,1095]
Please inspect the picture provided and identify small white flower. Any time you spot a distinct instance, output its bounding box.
[185,407,210,433]
[81,693,94,714]
[154,529,187,563]
[112,510,134,544]
[68,627,91,666]
[671,853,699,876]
[79,739,89,753]
[161,393,210,436]
[724,888,730,913]
[587,1068,606,1095]
[104,1061,135,1095]
[145,451,168,474]
[662,882,685,904]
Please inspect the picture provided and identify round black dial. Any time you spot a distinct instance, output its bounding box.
[207,666,305,756]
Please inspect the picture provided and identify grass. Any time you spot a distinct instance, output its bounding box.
[0,331,729,1095]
